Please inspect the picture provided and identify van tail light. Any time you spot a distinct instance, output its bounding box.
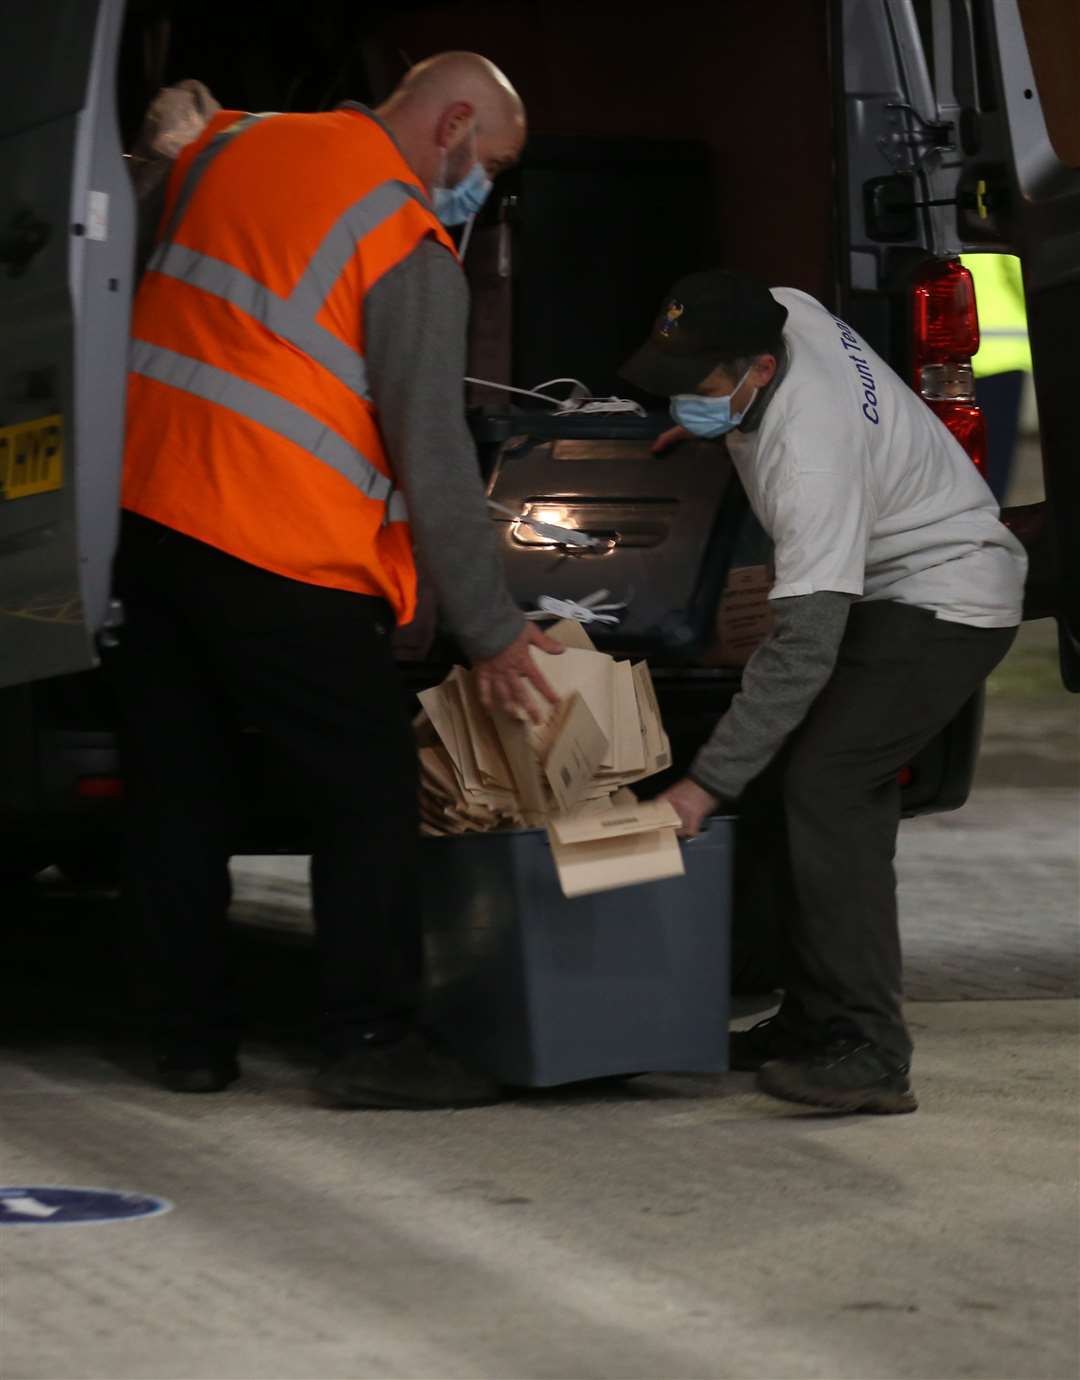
[911,259,988,475]
[76,775,125,800]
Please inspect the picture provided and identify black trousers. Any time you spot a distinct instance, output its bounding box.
[743,601,1016,1065]
[111,513,421,1055]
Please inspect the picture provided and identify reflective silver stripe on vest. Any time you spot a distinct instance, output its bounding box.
[156,114,267,247]
[289,180,430,316]
[130,341,401,512]
[148,242,370,399]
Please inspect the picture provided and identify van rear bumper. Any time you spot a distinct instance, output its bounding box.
[0,667,984,875]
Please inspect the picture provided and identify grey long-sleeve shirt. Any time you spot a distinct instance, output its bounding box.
[689,590,854,802]
[364,239,524,662]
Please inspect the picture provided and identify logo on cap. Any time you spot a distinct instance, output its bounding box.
[657,300,685,339]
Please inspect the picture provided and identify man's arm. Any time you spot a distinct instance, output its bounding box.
[363,239,523,662]
[682,590,853,807]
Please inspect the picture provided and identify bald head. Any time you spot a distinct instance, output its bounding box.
[391,52,524,130]
[376,51,526,196]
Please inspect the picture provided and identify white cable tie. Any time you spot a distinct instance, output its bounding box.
[465,376,645,417]
[555,396,646,418]
[524,593,629,626]
[528,377,591,396]
[465,378,585,408]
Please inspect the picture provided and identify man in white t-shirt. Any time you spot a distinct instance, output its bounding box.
[621,269,1025,1115]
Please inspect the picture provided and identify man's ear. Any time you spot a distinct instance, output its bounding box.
[435,101,475,151]
[751,354,777,388]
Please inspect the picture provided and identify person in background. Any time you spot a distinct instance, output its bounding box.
[962,253,1033,504]
[115,53,561,1107]
[622,269,1025,1116]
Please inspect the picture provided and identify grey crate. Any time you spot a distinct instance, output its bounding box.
[421,820,733,1087]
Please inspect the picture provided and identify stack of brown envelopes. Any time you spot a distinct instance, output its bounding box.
[416,621,686,896]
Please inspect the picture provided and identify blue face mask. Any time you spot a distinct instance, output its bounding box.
[434,132,493,226]
[671,365,757,438]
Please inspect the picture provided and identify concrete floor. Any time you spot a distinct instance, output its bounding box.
[2,445,1077,1380]
[2,999,1077,1380]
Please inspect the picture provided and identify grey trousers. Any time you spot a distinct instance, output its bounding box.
[773,601,1016,1065]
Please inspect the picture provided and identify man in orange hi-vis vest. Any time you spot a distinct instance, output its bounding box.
[113,53,562,1107]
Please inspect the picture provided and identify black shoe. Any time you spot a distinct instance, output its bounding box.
[756,1039,918,1115]
[729,1014,822,1072]
[154,1047,241,1094]
[314,1030,501,1109]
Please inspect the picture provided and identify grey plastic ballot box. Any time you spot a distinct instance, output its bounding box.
[421,820,732,1087]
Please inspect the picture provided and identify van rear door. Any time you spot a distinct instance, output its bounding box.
[837,0,1080,687]
[0,0,133,689]
[945,0,1080,686]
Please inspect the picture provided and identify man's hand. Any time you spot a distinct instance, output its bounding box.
[474,623,564,724]
[659,777,718,838]
[652,424,692,455]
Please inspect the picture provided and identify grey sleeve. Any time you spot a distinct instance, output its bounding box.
[689,591,854,801]
[363,239,524,662]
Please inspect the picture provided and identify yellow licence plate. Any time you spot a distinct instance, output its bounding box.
[0,413,64,501]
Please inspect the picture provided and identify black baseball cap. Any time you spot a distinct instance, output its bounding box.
[620,269,789,397]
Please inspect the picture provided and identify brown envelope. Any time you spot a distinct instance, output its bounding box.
[542,691,610,813]
[419,745,459,799]
[546,796,684,898]
[631,662,672,773]
[548,797,681,845]
[443,678,486,797]
[491,708,550,816]
[453,668,514,791]
[525,646,616,766]
[545,618,599,652]
[417,684,465,782]
[610,658,646,776]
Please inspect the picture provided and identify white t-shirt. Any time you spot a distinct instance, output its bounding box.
[724,288,1027,628]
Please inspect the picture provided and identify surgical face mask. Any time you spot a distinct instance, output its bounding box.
[671,364,757,438]
[434,128,493,226]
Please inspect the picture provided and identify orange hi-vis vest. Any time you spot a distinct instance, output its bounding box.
[123,105,459,622]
